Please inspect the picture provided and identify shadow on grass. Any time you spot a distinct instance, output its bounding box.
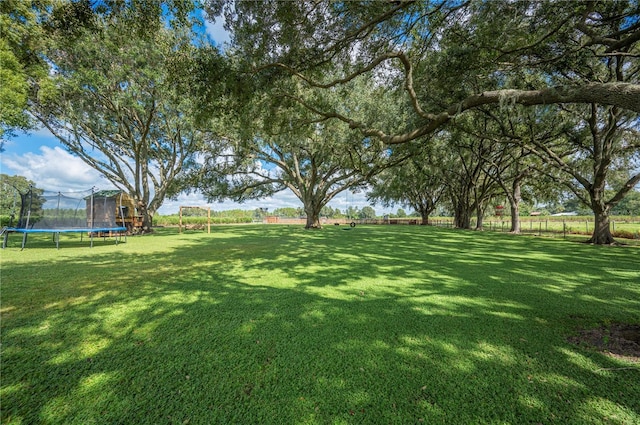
[2,225,639,424]
[1,226,193,252]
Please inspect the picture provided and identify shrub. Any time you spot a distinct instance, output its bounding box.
[1,215,12,227]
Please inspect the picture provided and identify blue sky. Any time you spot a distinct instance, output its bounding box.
[0,17,381,216]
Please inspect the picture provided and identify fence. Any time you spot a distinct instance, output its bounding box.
[431,217,640,240]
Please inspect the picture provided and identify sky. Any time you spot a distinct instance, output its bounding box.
[0,17,384,216]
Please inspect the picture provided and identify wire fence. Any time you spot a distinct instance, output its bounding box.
[430,217,640,240]
[335,216,640,241]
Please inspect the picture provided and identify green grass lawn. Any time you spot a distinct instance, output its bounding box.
[2,225,639,424]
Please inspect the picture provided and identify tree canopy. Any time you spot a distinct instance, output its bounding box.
[208,0,640,132]
[28,2,216,231]
[0,0,54,147]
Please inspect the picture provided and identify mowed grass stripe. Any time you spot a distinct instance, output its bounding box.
[1,225,639,424]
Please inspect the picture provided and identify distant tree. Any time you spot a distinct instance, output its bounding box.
[329,207,345,218]
[612,190,640,216]
[211,209,253,219]
[1,174,33,217]
[345,206,360,220]
[360,206,376,219]
[0,174,45,225]
[273,207,302,218]
[562,197,593,216]
[368,142,446,225]
[320,206,341,218]
[252,208,268,220]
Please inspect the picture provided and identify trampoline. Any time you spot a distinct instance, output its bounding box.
[2,187,129,250]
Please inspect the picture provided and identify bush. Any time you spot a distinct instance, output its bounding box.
[1,215,12,227]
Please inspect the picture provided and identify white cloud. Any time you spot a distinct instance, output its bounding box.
[204,17,230,47]
[1,146,115,192]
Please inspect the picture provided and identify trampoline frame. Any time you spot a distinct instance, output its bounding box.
[2,227,128,250]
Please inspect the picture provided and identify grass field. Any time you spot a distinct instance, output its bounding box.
[1,225,639,424]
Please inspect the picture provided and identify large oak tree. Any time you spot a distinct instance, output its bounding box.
[195,80,407,229]
[526,104,640,244]
[29,4,214,231]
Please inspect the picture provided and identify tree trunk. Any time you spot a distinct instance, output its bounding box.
[475,204,485,231]
[137,200,154,233]
[454,202,472,229]
[305,214,321,229]
[509,181,521,233]
[416,204,431,225]
[509,201,520,233]
[587,208,615,244]
[143,211,154,233]
[584,174,615,244]
[304,202,322,229]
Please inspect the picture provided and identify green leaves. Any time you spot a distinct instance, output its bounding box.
[0,39,29,138]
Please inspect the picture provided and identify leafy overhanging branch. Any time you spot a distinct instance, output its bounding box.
[283,80,640,146]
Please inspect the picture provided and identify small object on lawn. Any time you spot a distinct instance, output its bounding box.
[334,223,340,225]
[350,222,356,227]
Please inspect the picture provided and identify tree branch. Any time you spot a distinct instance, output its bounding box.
[286,83,640,145]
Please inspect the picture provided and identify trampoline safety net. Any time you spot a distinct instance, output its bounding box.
[2,187,129,249]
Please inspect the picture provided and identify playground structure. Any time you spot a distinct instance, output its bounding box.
[179,206,211,233]
[90,190,143,234]
[1,187,141,249]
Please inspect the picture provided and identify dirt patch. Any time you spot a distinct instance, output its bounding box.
[569,323,640,362]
